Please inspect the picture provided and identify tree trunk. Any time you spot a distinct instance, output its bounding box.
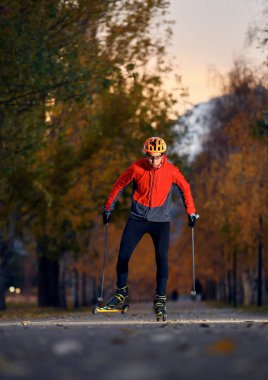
[38,255,60,307]
[257,215,263,306]
[241,270,255,306]
[38,255,49,307]
[59,255,67,308]
[222,276,227,303]
[0,242,8,310]
[218,277,226,302]
[73,269,79,308]
[205,279,216,300]
[0,206,18,310]
[49,259,59,307]
[0,264,6,310]
[91,276,98,304]
[82,272,88,306]
[227,270,232,304]
[232,250,237,307]
[23,253,35,303]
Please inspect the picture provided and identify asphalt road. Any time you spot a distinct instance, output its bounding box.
[0,301,268,380]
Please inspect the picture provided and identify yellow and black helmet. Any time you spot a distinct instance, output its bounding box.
[144,137,167,154]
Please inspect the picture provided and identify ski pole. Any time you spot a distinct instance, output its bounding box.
[190,214,199,297]
[98,223,108,303]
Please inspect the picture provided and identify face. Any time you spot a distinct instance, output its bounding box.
[146,153,163,168]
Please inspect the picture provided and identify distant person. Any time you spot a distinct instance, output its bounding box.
[171,289,179,302]
[102,137,198,320]
[195,278,203,302]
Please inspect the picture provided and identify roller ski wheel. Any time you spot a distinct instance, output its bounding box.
[156,311,167,322]
[154,295,167,322]
[121,304,129,314]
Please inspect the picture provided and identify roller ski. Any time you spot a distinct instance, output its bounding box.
[92,286,129,314]
[154,295,167,321]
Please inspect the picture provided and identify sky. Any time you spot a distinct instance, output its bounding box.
[166,0,267,112]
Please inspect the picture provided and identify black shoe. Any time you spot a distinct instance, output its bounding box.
[106,286,128,309]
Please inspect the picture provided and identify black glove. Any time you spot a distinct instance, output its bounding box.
[103,209,111,225]
[188,213,198,228]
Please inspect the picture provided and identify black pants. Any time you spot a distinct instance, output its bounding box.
[116,219,170,296]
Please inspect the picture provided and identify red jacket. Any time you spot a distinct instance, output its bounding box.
[105,155,195,222]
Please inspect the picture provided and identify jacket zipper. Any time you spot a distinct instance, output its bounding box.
[149,169,155,208]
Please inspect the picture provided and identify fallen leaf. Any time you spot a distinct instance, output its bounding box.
[20,321,31,326]
[207,338,236,355]
[200,323,210,328]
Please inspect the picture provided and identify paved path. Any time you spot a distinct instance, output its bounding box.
[0,301,268,380]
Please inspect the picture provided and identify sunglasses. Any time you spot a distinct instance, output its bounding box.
[146,153,163,160]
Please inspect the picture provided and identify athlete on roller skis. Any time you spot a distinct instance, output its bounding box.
[102,137,198,321]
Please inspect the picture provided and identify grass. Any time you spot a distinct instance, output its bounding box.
[206,300,268,313]
[0,302,93,321]
[1,300,268,321]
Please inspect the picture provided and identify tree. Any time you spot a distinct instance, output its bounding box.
[173,60,268,303]
[0,0,180,308]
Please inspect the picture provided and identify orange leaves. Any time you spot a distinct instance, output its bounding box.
[172,62,268,294]
[207,338,236,355]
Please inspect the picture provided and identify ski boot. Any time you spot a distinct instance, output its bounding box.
[106,286,128,309]
[93,286,129,314]
[153,295,167,321]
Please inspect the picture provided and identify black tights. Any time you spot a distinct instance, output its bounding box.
[116,219,170,296]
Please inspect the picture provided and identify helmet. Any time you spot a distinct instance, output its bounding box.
[144,137,167,154]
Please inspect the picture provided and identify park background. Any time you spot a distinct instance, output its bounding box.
[0,0,267,312]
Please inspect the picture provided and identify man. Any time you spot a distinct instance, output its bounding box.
[102,137,198,318]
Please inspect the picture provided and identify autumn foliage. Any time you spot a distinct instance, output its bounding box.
[172,61,268,305]
[0,0,179,309]
[1,2,268,310]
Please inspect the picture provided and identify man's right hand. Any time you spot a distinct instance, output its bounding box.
[103,210,111,225]
[188,213,199,228]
